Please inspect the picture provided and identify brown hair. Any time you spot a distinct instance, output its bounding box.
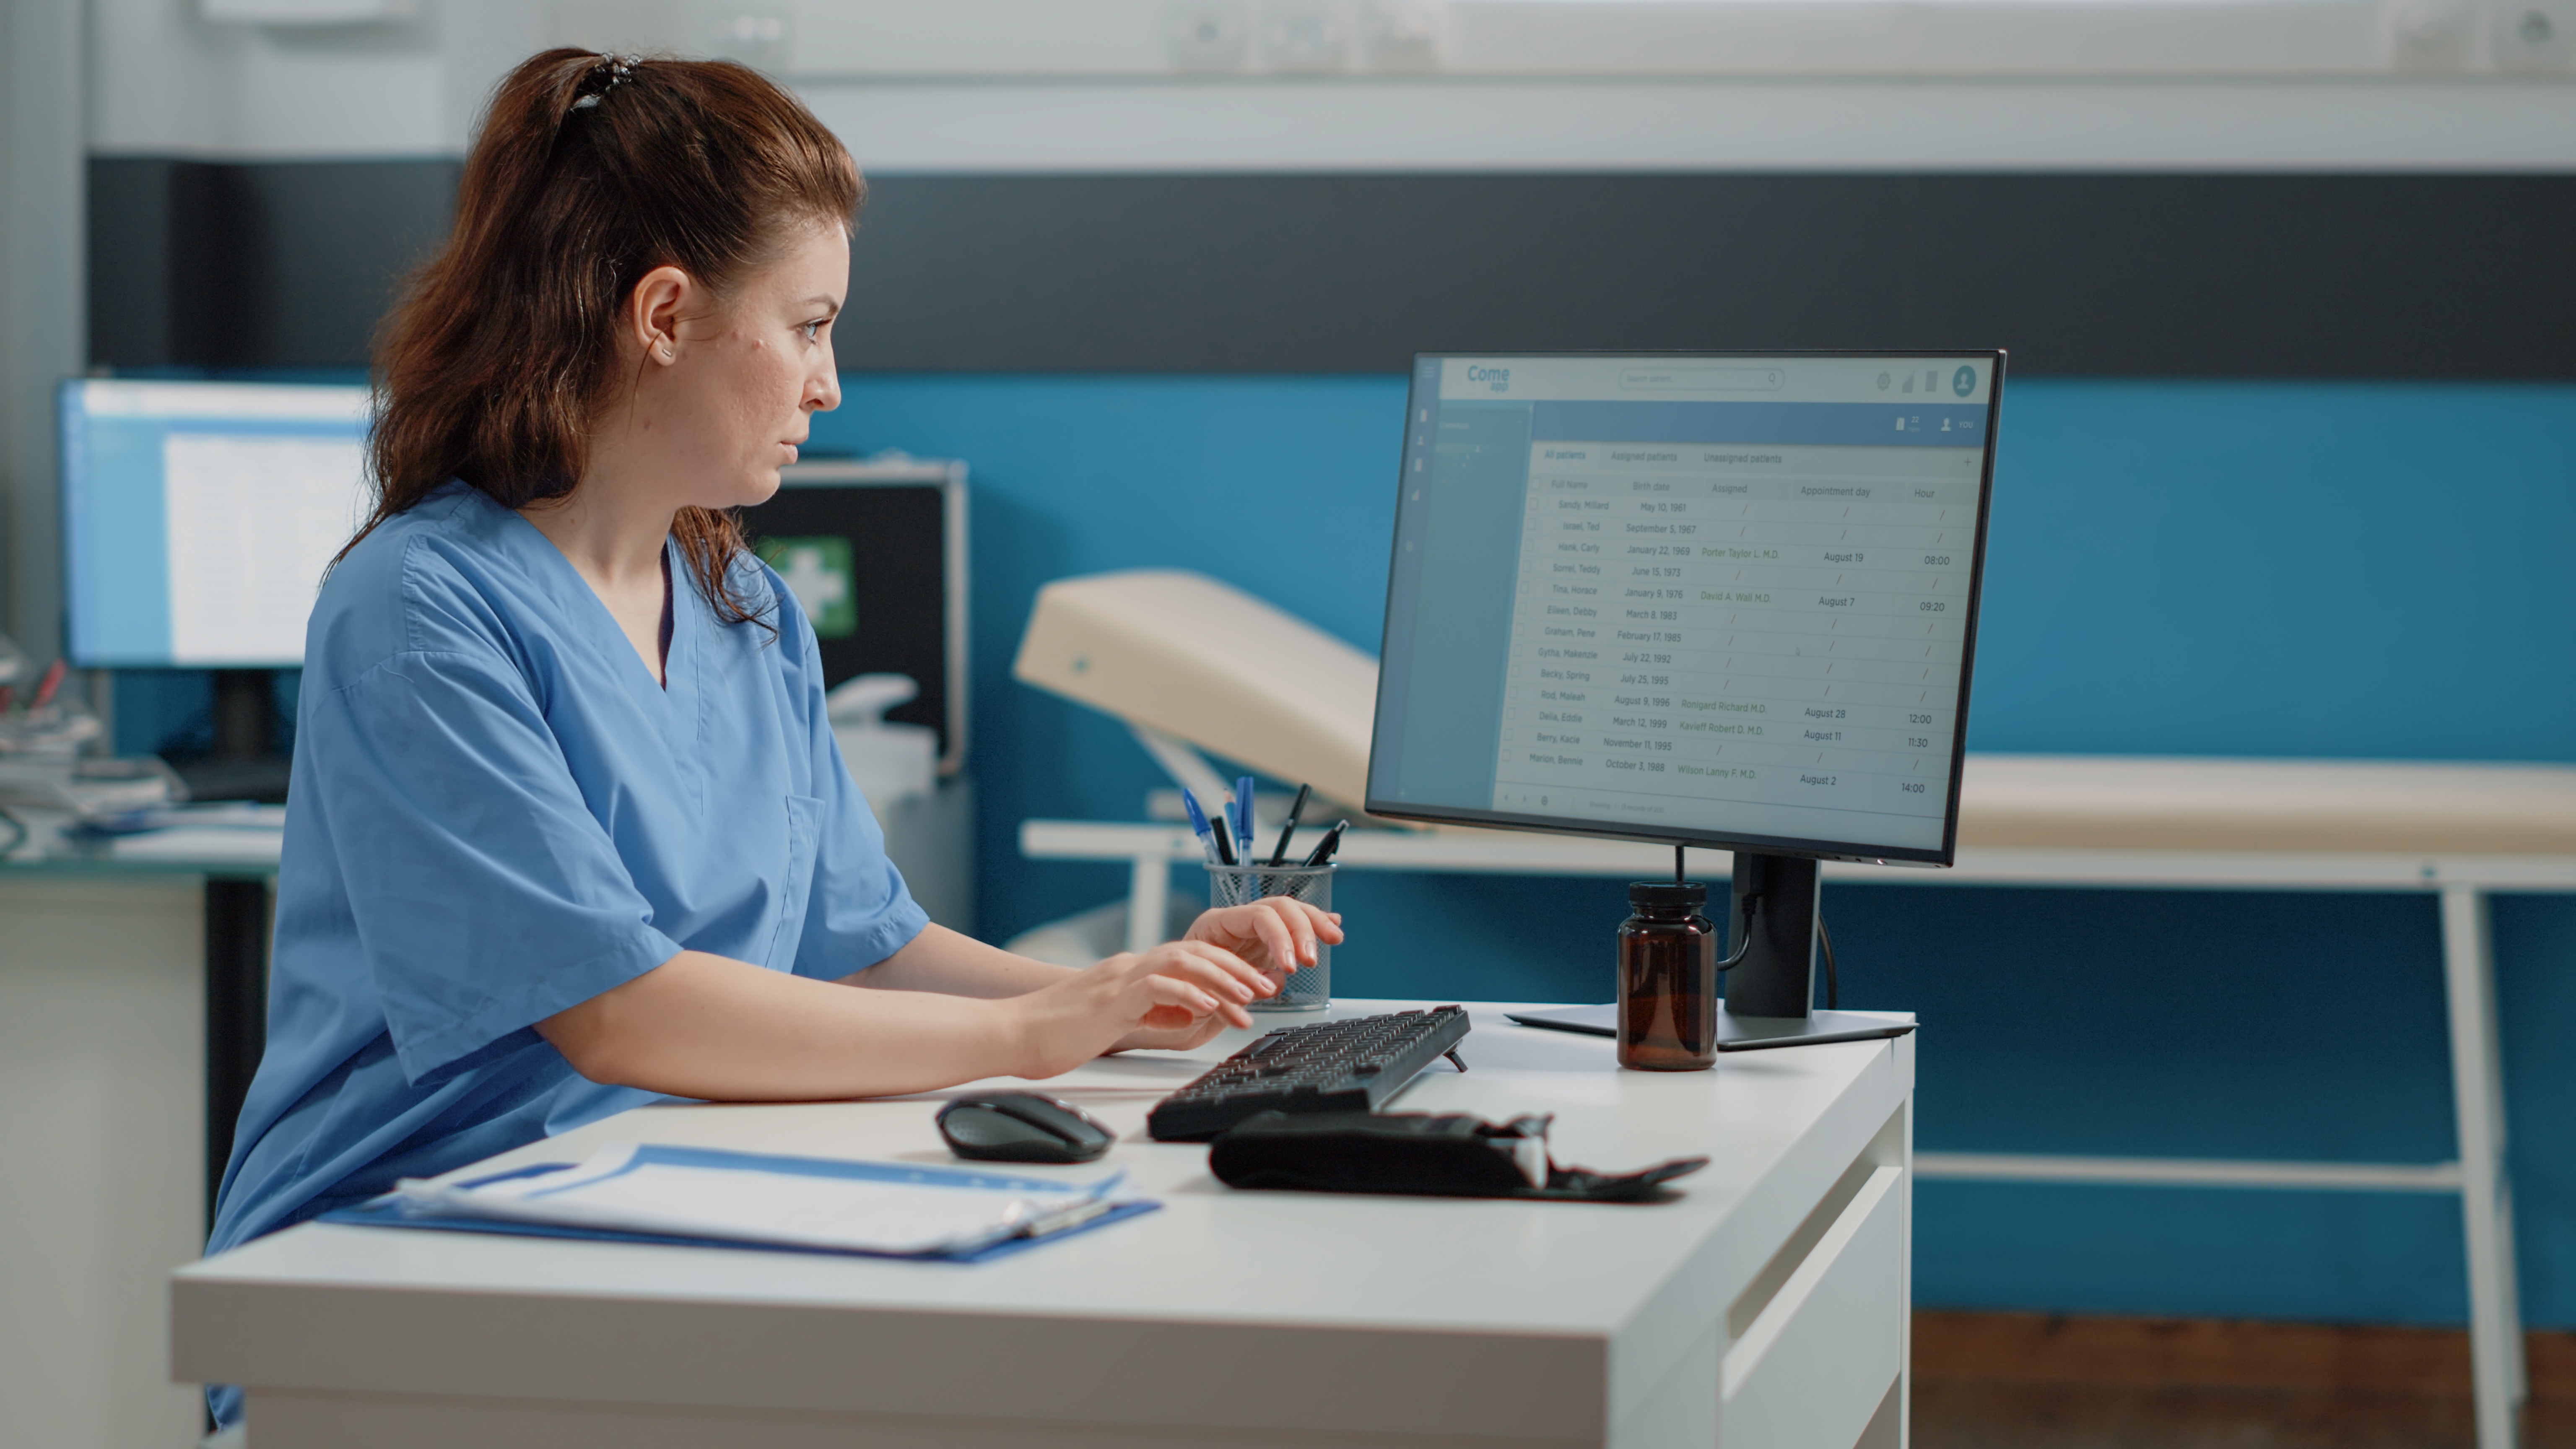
[352,49,863,628]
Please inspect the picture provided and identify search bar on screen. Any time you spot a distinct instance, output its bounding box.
[1618,367,1785,392]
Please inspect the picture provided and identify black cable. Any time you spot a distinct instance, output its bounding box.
[1817,914,1840,1010]
[1676,844,1761,970]
[1714,889,1758,971]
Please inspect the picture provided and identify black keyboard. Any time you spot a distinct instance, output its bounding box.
[1146,1006,1472,1142]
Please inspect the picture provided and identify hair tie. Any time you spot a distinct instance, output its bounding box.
[568,55,639,113]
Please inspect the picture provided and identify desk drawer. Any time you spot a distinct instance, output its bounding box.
[1719,1166,1904,1449]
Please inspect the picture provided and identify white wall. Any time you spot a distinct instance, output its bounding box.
[791,77,2576,172]
[84,0,2576,171]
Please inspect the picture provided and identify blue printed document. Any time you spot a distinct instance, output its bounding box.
[338,1144,1148,1260]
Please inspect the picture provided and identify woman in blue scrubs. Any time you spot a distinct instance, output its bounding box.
[205,51,1335,1417]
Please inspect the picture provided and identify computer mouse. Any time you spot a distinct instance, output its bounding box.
[936,1092,1116,1164]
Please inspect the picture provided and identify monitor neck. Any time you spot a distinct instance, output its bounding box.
[210,668,276,761]
[1726,852,1820,1019]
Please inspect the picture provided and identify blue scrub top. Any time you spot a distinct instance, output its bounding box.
[208,480,928,1260]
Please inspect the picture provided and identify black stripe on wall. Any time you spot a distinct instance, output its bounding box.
[90,161,2576,378]
[89,158,461,371]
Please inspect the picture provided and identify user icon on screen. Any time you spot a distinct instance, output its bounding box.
[1952,366,1976,397]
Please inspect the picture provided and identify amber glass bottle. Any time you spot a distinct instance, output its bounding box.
[1617,881,1719,1070]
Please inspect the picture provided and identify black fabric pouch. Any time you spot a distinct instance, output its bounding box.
[1208,1111,1707,1203]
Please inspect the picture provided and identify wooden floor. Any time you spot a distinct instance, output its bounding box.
[1912,1313,2576,1449]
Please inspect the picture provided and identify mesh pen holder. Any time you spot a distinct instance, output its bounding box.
[1206,862,1334,1012]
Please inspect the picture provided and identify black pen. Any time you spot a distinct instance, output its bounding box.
[1298,819,1348,870]
[1210,811,1239,866]
[1266,783,1312,866]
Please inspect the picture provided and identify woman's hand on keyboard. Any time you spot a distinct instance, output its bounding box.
[1011,941,1278,1072]
[1184,898,1345,985]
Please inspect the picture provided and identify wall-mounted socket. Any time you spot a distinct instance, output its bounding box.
[1364,2,1446,72]
[2387,0,2474,68]
[1169,2,1442,76]
[2492,0,2576,69]
[1169,3,1253,71]
[1259,4,1350,73]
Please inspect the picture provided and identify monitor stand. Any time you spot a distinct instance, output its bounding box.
[1503,849,1916,1052]
[1714,852,1915,1051]
[173,669,293,804]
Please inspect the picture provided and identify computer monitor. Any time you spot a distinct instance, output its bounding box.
[1367,351,2002,1041]
[60,378,373,670]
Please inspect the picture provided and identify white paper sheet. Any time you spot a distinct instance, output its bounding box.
[391,1144,1126,1257]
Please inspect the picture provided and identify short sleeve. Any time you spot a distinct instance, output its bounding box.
[308,648,684,1085]
[771,578,930,980]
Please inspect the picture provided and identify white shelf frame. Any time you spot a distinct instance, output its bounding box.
[1022,818,2568,1449]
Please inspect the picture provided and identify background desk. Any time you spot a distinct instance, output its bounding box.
[0,842,277,1449]
[0,823,283,1212]
[1024,755,2576,1449]
[175,1002,1916,1449]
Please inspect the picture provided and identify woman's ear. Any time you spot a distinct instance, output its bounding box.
[627,265,694,366]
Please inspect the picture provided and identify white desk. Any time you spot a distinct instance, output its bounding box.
[1024,755,2576,1449]
[173,1002,1916,1449]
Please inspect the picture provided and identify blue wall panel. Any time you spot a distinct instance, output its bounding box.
[1972,382,2576,761]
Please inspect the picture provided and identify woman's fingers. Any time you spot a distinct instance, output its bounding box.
[1244,903,1300,972]
[1259,900,1342,968]
[1163,940,1272,1000]
[1202,900,1343,971]
[1084,910,1365,1054]
[1179,938,1276,994]
[1128,971,1223,1031]
[1280,900,1325,962]
[1143,969,1252,1030]
[1114,941,1267,1023]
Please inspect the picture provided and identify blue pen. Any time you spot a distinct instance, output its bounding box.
[1234,775,1256,846]
[1180,789,1221,864]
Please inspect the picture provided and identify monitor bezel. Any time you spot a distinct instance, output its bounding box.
[1363,348,2006,868]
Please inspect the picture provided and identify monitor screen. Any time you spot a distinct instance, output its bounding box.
[61,379,373,669]
[1366,352,2001,865]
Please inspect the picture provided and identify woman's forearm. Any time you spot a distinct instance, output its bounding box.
[538,948,1034,1100]
[846,922,1080,998]
[537,919,1286,1100]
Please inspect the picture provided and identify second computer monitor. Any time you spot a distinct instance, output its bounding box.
[1366,352,2002,866]
[61,379,374,669]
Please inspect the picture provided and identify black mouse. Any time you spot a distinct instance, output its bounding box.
[936,1092,1115,1164]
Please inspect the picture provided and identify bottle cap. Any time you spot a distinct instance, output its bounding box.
[1628,881,1708,908]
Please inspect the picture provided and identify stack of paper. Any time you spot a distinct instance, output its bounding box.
[93,802,288,863]
[338,1144,1148,1260]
